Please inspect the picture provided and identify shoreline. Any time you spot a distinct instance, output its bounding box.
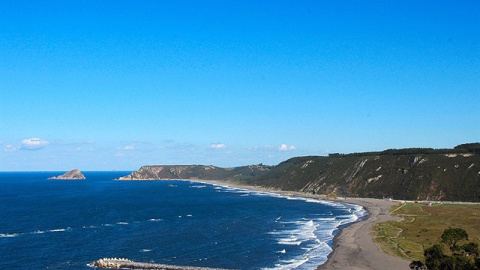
[195,180,410,270]
[316,197,410,270]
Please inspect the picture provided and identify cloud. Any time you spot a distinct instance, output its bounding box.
[20,138,49,150]
[210,143,227,149]
[279,144,297,151]
[118,144,136,151]
[4,144,18,152]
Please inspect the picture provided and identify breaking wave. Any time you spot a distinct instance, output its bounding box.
[192,181,366,269]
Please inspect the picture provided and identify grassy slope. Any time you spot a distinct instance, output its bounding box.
[245,154,480,201]
[372,203,480,261]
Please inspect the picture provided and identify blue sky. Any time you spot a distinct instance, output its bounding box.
[1,0,479,171]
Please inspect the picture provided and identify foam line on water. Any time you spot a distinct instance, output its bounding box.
[264,209,365,269]
[0,217,167,239]
[0,233,20,238]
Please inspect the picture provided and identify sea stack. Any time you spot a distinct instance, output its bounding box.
[49,169,86,180]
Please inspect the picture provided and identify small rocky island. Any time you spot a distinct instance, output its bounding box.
[49,169,86,180]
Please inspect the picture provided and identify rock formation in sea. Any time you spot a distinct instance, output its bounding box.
[49,169,86,180]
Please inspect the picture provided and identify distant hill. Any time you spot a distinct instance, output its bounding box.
[117,164,273,181]
[118,143,480,202]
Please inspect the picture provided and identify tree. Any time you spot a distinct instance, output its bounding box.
[412,228,479,270]
[410,260,427,270]
[424,244,447,270]
[441,228,469,252]
[462,242,479,257]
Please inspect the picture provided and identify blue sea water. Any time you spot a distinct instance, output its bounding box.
[0,172,365,270]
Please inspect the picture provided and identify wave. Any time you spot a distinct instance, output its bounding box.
[49,228,70,232]
[149,218,162,222]
[271,258,309,270]
[0,215,174,239]
[265,207,364,269]
[185,180,367,270]
[190,185,207,188]
[0,233,19,238]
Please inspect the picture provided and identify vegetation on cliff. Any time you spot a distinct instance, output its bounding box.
[244,144,480,201]
[119,143,480,201]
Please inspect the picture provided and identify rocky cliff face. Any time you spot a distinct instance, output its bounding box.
[118,164,272,181]
[49,169,86,180]
[246,153,480,201]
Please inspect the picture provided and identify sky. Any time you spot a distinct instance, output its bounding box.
[1,0,479,171]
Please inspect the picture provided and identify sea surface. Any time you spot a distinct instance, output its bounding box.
[0,172,365,270]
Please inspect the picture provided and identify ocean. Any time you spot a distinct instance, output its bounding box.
[0,172,365,270]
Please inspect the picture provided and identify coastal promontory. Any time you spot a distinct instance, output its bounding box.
[117,164,272,181]
[49,169,86,180]
[118,143,480,201]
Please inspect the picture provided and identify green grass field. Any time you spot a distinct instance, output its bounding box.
[372,202,480,261]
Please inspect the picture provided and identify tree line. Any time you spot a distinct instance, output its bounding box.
[328,143,480,157]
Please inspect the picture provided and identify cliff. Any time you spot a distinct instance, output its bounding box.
[118,144,480,201]
[117,164,272,181]
[49,169,86,180]
[245,152,480,201]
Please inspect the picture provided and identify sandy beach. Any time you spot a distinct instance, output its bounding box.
[316,198,410,270]
[199,180,410,270]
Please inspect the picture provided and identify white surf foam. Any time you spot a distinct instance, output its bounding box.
[49,228,67,232]
[0,233,19,238]
[264,203,365,270]
[190,185,207,188]
[189,180,366,270]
